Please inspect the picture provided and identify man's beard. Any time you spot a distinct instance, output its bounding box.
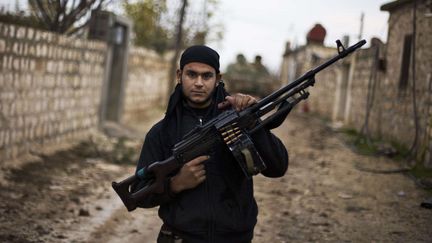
[184,91,213,108]
[180,80,217,108]
[186,95,211,106]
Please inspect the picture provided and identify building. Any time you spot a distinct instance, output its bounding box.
[279,0,432,166]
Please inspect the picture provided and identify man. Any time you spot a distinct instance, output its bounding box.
[134,45,288,243]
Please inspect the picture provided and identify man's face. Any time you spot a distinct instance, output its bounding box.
[177,62,220,108]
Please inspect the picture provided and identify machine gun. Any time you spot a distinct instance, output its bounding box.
[112,39,367,211]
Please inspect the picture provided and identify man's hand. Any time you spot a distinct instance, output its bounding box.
[217,93,258,111]
[170,155,208,193]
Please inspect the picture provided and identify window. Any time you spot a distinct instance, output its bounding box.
[399,34,413,90]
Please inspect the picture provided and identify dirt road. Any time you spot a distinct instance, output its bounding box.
[0,112,431,242]
[254,114,431,242]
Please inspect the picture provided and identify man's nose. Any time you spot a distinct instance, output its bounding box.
[194,76,204,86]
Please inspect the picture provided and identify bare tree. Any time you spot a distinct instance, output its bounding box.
[28,0,110,35]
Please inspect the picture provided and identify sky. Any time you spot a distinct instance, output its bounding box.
[0,0,391,73]
[210,0,391,73]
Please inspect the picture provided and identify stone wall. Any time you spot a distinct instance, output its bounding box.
[344,45,385,133]
[279,0,432,164]
[342,0,432,166]
[307,60,339,118]
[0,23,107,161]
[376,0,432,161]
[122,47,171,123]
[281,44,340,117]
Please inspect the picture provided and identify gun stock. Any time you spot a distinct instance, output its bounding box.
[112,156,178,211]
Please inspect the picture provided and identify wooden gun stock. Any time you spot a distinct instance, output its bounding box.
[112,156,178,211]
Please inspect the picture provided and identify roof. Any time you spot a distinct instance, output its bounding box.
[380,0,412,11]
[306,24,326,45]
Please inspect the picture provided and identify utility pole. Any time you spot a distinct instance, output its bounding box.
[358,12,364,41]
[167,0,188,100]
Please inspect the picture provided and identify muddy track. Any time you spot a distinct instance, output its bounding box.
[0,113,431,242]
[254,113,432,242]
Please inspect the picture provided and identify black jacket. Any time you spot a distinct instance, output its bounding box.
[135,83,288,243]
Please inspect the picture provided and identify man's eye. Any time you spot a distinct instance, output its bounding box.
[186,71,198,78]
[202,73,214,79]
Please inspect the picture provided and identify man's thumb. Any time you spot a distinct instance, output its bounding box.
[217,96,233,109]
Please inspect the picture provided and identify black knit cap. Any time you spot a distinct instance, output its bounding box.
[180,45,220,74]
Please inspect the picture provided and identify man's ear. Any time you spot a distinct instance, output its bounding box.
[176,69,182,84]
[216,73,222,86]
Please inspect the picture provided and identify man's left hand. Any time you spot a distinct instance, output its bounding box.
[217,93,258,111]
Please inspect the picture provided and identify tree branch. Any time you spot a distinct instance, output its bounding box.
[62,0,97,33]
[66,16,91,36]
[30,0,54,27]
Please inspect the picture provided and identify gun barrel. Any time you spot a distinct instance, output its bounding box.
[243,39,366,117]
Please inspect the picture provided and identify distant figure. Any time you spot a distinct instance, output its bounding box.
[251,55,277,97]
[224,54,276,97]
[224,54,256,94]
[225,54,255,79]
[252,55,270,76]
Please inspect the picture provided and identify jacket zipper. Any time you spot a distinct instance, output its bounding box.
[206,168,215,243]
[200,116,215,242]
[194,115,213,241]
